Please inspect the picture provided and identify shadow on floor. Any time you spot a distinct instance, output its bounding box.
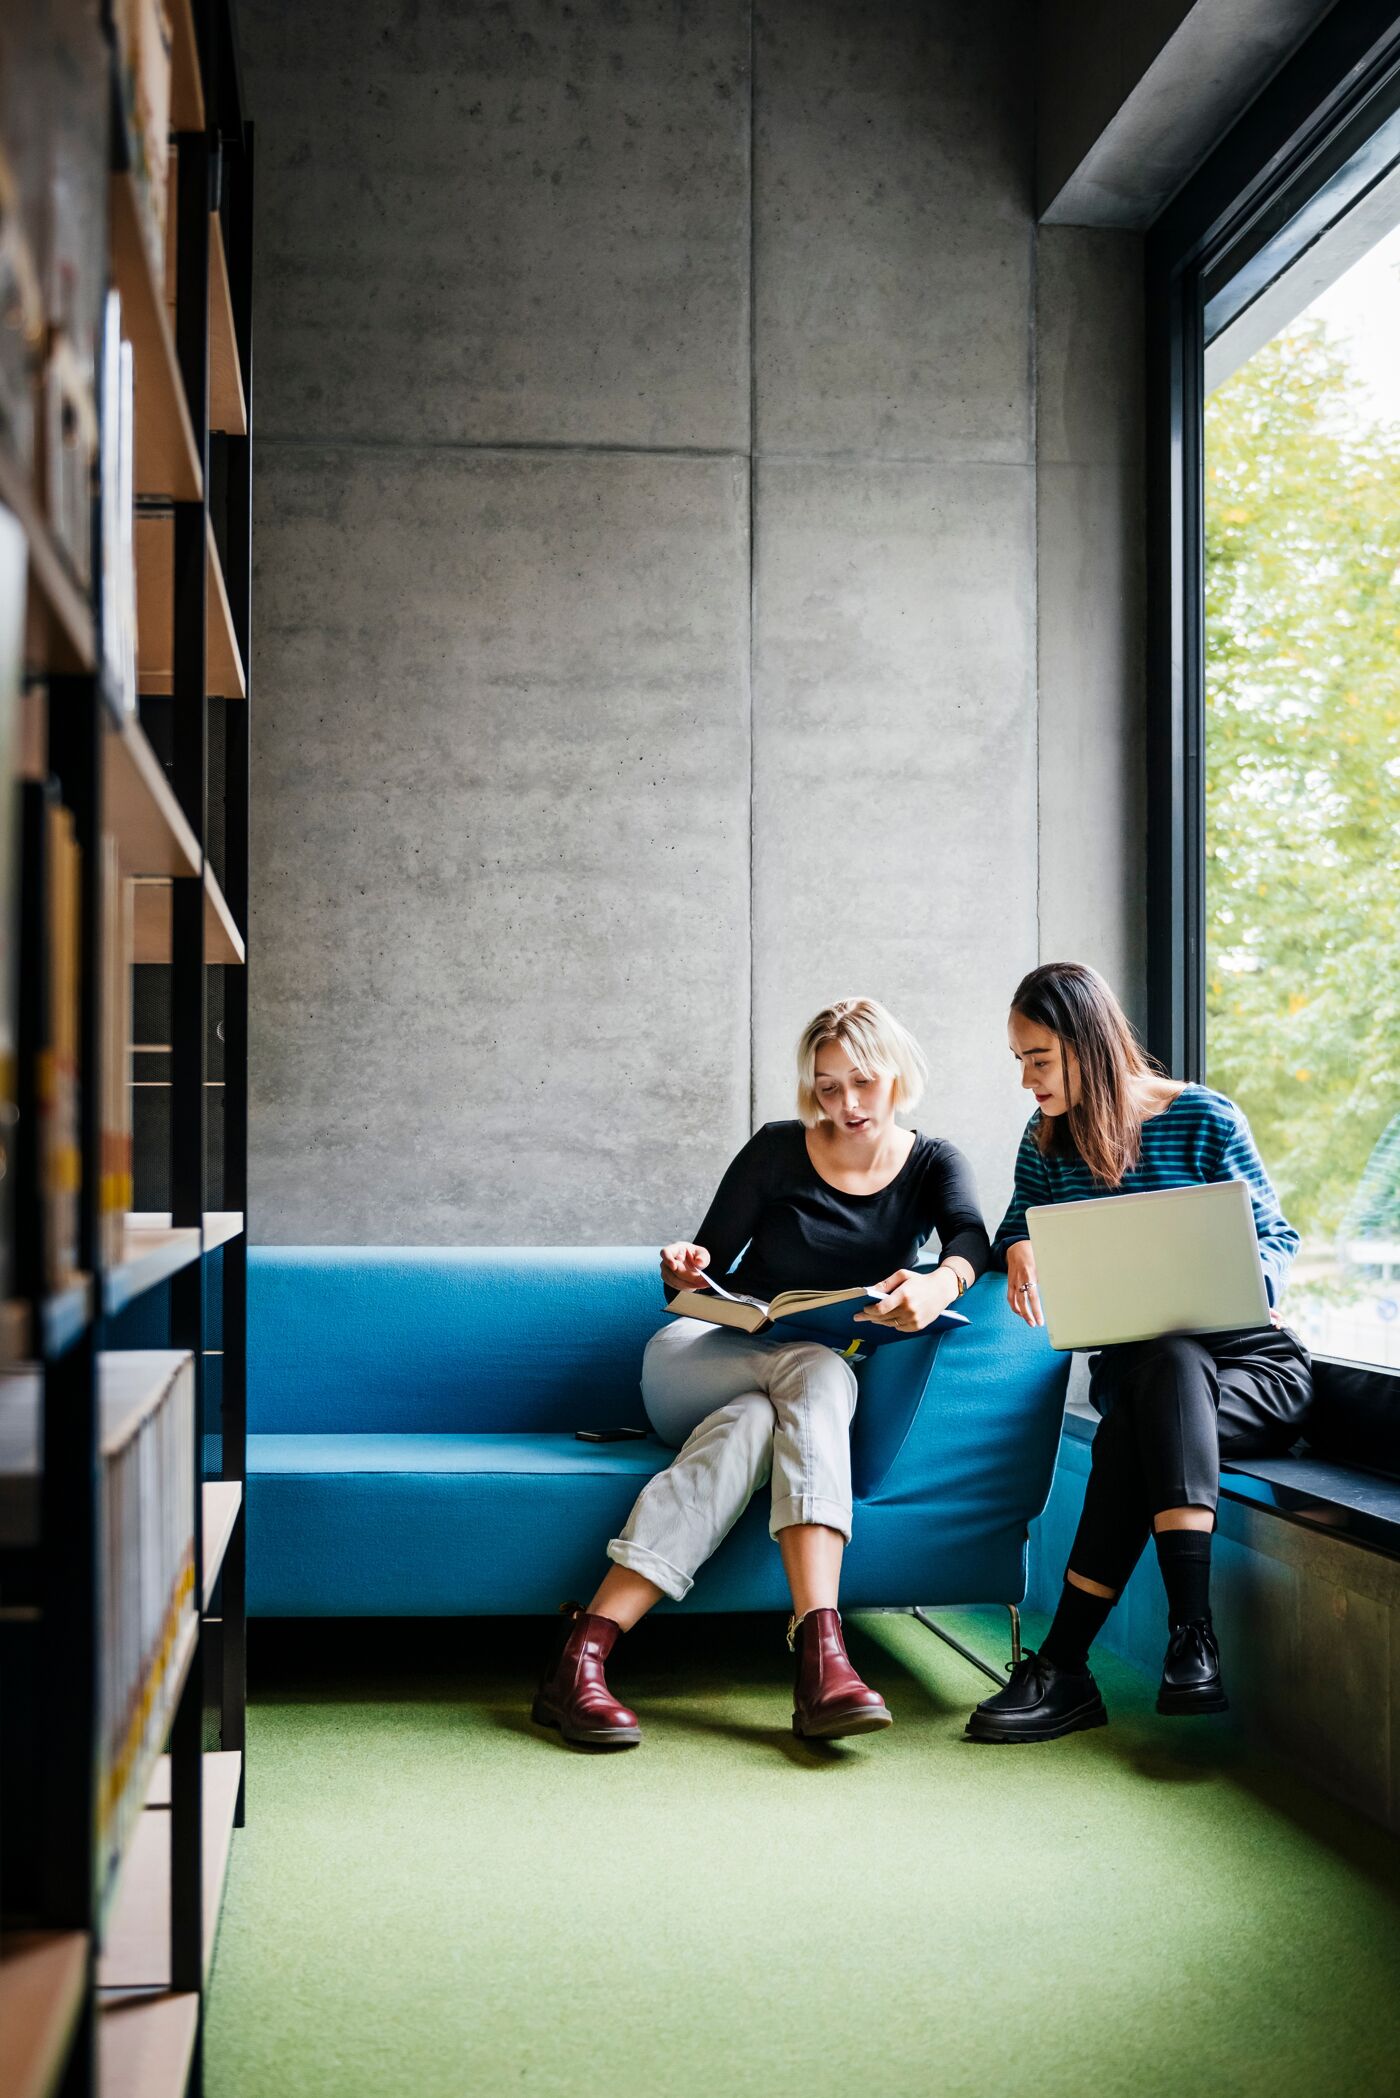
[246,1608,1400,1893]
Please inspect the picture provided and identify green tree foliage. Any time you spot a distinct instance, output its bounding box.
[1205,319,1400,1241]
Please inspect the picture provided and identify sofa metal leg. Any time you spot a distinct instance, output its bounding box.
[908,1606,1011,1687]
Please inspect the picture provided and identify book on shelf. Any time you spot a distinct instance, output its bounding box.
[0,141,45,479]
[0,1352,195,1901]
[36,334,98,596]
[98,1351,195,1890]
[99,289,138,718]
[100,834,135,1266]
[37,0,108,591]
[666,1275,970,1350]
[0,0,51,483]
[18,776,136,1291]
[43,796,81,1292]
[114,0,174,284]
[0,509,22,1327]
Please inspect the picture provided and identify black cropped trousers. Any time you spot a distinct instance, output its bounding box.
[1067,1325,1313,1594]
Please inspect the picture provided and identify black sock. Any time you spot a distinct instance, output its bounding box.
[1040,1581,1114,1672]
[1155,1527,1213,1627]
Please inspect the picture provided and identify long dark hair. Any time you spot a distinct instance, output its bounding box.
[1011,962,1163,1187]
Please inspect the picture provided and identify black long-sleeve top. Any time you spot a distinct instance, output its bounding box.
[675,1120,990,1305]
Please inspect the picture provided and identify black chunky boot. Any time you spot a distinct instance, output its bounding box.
[1157,1619,1229,1715]
[965,1650,1108,1744]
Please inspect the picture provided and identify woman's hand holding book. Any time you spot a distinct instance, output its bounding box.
[856,1266,959,1333]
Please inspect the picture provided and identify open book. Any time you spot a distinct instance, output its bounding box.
[666,1274,969,1349]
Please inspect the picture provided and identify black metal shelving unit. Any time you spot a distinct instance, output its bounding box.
[0,5,252,2096]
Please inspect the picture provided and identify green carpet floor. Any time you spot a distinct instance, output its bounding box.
[205,1609,1400,2098]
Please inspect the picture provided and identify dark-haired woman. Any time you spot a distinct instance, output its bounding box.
[966,962,1311,1744]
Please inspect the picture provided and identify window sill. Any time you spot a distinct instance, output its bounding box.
[1063,1395,1400,1564]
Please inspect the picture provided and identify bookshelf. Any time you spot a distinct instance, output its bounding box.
[134,513,247,699]
[0,1932,89,2098]
[0,451,97,677]
[0,6,252,2098]
[108,172,202,505]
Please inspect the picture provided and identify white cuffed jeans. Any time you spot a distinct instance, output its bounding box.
[606,1319,859,1602]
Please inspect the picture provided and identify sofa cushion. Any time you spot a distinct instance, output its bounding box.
[249,1247,660,1434]
[244,1460,1039,1616]
[248,1432,669,1477]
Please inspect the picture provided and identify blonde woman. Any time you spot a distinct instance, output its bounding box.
[532,998,989,1749]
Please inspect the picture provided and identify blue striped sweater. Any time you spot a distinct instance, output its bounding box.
[990,1084,1300,1306]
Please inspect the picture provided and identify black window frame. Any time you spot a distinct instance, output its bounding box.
[1145,0,1400,1077]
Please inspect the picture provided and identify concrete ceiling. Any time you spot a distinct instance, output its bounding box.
[1038,0,1343,227]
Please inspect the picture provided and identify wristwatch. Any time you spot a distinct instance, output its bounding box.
[940,1265,968,1298]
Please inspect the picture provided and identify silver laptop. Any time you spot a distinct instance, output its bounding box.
[1025,1179,1271,1351]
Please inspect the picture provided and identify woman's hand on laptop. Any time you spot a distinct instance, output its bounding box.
[1005,1242,1044,1327]
[661,1242,711,1290]
[856,1268,956,1332]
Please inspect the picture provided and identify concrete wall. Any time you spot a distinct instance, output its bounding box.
[242,0,1143,1246]
[245,0,754,1243]
[749,1,1038,1213]
[1035,226,1146,1032]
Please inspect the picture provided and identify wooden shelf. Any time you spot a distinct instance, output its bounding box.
[109,173,202,503]
[98,1991,200,2098]
[120,1211,243,1250]
[103,1215,244,1316]
[203,865,245,963]
[0,1931,89,2098]
[202,1480,242,1608]
[207,218,248,436]
[131,868,245,965]
[1,1298,32,1364]
[42,1278,95,1358]
[135,510,247,699]
[98,1750,241,1992]
[0,443,96,675]
[165,212,247,438]
[103,714,201,880]
[2,1279,98,1365]
[103,1222,202,1315]
[169,0,206,133]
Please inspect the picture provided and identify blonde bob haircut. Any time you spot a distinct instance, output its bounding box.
[795,998,928,1128]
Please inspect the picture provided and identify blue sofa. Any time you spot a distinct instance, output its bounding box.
[245,1248,1071,1616]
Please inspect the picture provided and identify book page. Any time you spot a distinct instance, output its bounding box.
[697,1274,769,1311]
[769,1285,888,1318]
[667,1290,768,1333]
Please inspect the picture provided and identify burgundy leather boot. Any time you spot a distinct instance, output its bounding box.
[791,1608,893,1739]
[531,1604,641,1748]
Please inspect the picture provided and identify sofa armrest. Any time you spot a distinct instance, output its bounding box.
[851,1275,1070,1519]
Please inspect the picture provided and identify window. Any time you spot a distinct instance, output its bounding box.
[1148,13,1400,1373]
[1204,213,1400,1367]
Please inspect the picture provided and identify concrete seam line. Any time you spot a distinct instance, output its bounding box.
[258,433,1036,472]
[747,0,757,1134]
[1031,216,1042,965]
[255,433,748,463]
